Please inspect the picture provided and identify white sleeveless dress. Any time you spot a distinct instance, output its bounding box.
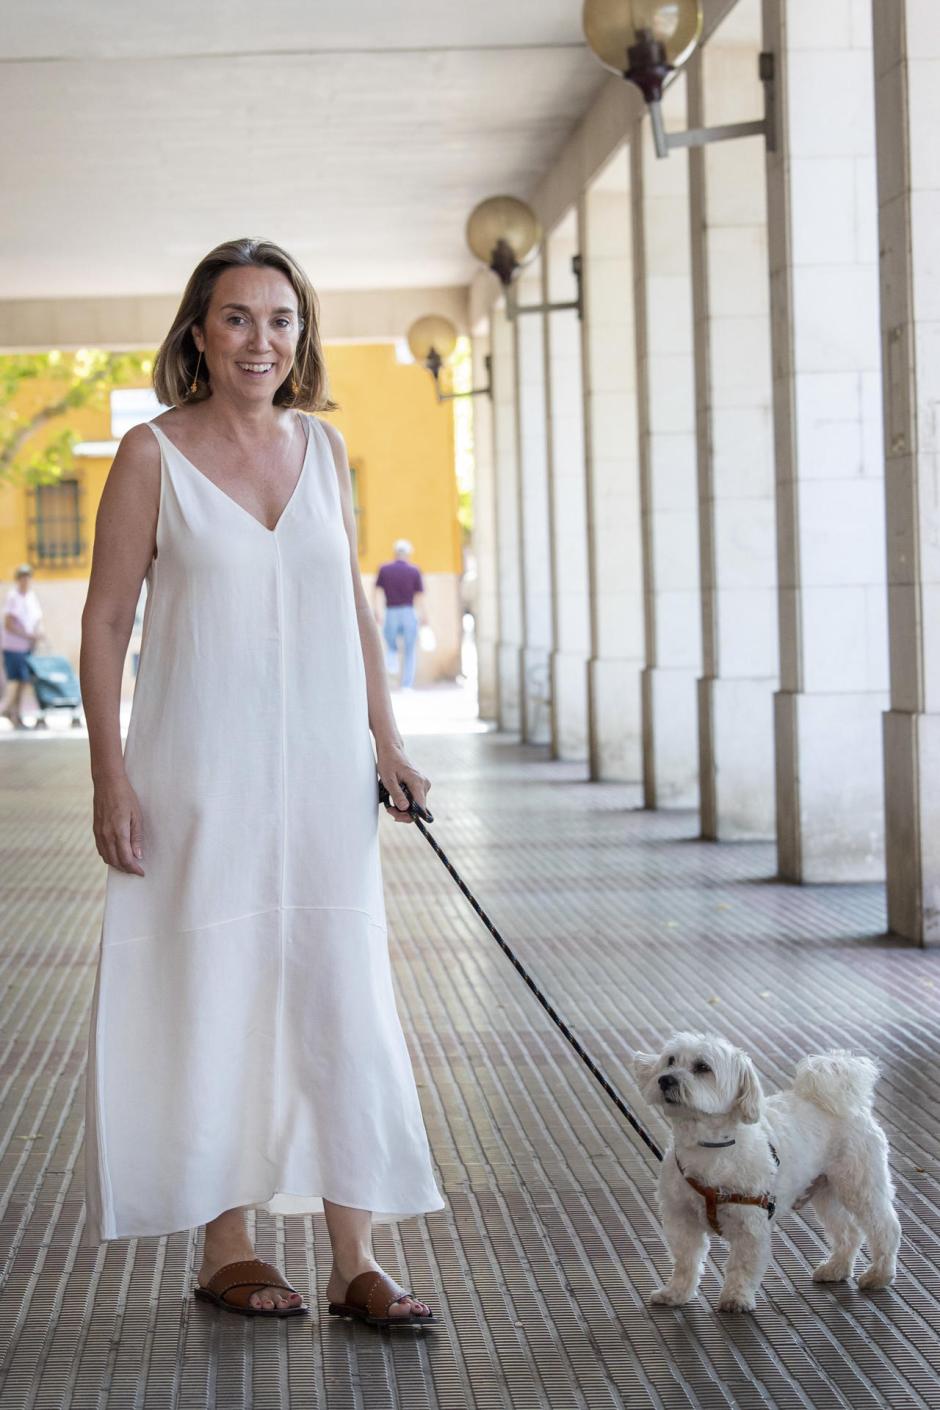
[82,412,445,1245]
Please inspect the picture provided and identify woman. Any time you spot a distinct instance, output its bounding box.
[1,563,43,728]
[80,238,443,1326]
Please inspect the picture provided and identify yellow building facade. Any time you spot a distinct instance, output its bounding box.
[0,343,462,700]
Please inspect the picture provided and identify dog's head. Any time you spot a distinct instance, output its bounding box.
[630,1032,764,1126]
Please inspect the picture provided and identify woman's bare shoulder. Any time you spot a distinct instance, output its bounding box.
[149,406,193,434]
[103,420,163,506]
[316,416,347,458]
[113,419,161,467]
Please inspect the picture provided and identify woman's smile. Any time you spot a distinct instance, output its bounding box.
[235,361,275,377]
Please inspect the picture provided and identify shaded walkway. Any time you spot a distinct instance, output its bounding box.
[0,723,938,1408]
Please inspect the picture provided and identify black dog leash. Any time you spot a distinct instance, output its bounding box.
[378,779,665,1165]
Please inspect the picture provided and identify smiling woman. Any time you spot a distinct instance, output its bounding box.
[80,237,443,1326]
[152,238,335,414]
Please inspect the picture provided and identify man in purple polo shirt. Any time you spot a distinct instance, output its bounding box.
[374,539,427,689]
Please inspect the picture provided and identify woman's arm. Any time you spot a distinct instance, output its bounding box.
[80,422,161,872]
[319,418,430,824]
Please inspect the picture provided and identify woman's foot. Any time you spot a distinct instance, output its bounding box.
[326,1258,431,1320]
[198,1235,304,1312]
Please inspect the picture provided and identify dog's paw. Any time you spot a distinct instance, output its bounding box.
[718,1293,756,1313]
[812,1258,853,1283]
[857,1264,895,1291]
[649,1285,695,1307]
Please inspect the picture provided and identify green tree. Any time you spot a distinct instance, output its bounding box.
[0,349,152,483]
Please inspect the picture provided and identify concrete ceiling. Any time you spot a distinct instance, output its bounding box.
[0,1,608,302]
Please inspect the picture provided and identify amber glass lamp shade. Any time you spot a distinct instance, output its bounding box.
[583,0,703,98]
[407,316,458,367]
[465,196,542,285]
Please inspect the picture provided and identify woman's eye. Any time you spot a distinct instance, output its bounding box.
[227,316,244,324]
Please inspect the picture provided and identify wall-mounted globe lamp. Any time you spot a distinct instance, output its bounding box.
[406,315,492,402]
[466,195,583,322]
[582,0,775,159]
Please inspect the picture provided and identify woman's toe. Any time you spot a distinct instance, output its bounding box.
[391,1295,428,1318]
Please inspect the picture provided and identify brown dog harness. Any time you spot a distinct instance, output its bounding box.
[676,1141,780,1235]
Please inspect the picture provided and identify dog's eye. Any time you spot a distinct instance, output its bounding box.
[666,1056,675,1067]
[693,1062,711,1074]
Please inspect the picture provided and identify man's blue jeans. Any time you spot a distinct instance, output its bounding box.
[383,605,418,687]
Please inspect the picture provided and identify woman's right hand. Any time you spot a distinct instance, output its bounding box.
[93,774,146,876]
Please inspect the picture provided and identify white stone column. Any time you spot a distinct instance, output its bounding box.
[633,78,702,809]
[873,1,940,943]
[580,148,646,783]
[491,301,523,732]
[764,0,888,880]
[544,211,590,762]
[688,0,777,840]
[470,324,500,721]
[513,257,553,745]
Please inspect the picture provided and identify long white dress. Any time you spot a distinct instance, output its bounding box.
[82,412,445,1245]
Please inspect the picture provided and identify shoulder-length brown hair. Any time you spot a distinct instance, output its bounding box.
[152,237,337,412]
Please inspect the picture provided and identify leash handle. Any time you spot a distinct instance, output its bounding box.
[377,777,434,824]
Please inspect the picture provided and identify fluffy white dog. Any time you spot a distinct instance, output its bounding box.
[631,1032,901,1313]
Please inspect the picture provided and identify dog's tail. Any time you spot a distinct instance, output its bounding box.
[792,1050,880,1117]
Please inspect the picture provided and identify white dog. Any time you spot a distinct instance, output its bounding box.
[631,1032,901,1313]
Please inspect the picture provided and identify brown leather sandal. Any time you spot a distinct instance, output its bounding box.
[194,1258,309,1318]
[327,1270,438,1329]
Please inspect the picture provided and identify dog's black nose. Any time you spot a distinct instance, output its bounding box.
[659,1074,679,1090]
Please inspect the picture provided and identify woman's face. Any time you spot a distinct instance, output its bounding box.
[192,264,302,404]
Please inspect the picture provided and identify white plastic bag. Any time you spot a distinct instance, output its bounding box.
[419,624,436,652]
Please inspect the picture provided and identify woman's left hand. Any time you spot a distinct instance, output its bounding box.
[377,746,431,824]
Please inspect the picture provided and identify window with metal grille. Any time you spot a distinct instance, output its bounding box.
[28,478,86,568]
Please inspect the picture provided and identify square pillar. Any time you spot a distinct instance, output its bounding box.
[581,151,646,783]
[514,257,553,745]
[873,0,940,943]
[544,211,590,762]
[633,78,702,809]
[764,0,888,880]
[470,326,499,722]
[688,0,778,840]
[491,303,523,732]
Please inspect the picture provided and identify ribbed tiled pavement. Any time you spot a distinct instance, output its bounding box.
[1,707,938,1409]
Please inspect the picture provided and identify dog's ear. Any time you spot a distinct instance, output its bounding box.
[733,1052,764,1124]
[630,1051,660,1084]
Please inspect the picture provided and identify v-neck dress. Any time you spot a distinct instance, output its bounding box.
[82,412,445,1244]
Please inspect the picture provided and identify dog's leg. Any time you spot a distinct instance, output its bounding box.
[650,1221,709,1306]
[810,1182,863,1283]
[834,1144,901,1291]
[717,1219,771,1313]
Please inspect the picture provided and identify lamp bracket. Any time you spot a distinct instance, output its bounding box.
[434,353,493,402]
[649,51,776,160]
[507,254,583,322]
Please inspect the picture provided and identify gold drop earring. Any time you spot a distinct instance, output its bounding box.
[190,350,204,395]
